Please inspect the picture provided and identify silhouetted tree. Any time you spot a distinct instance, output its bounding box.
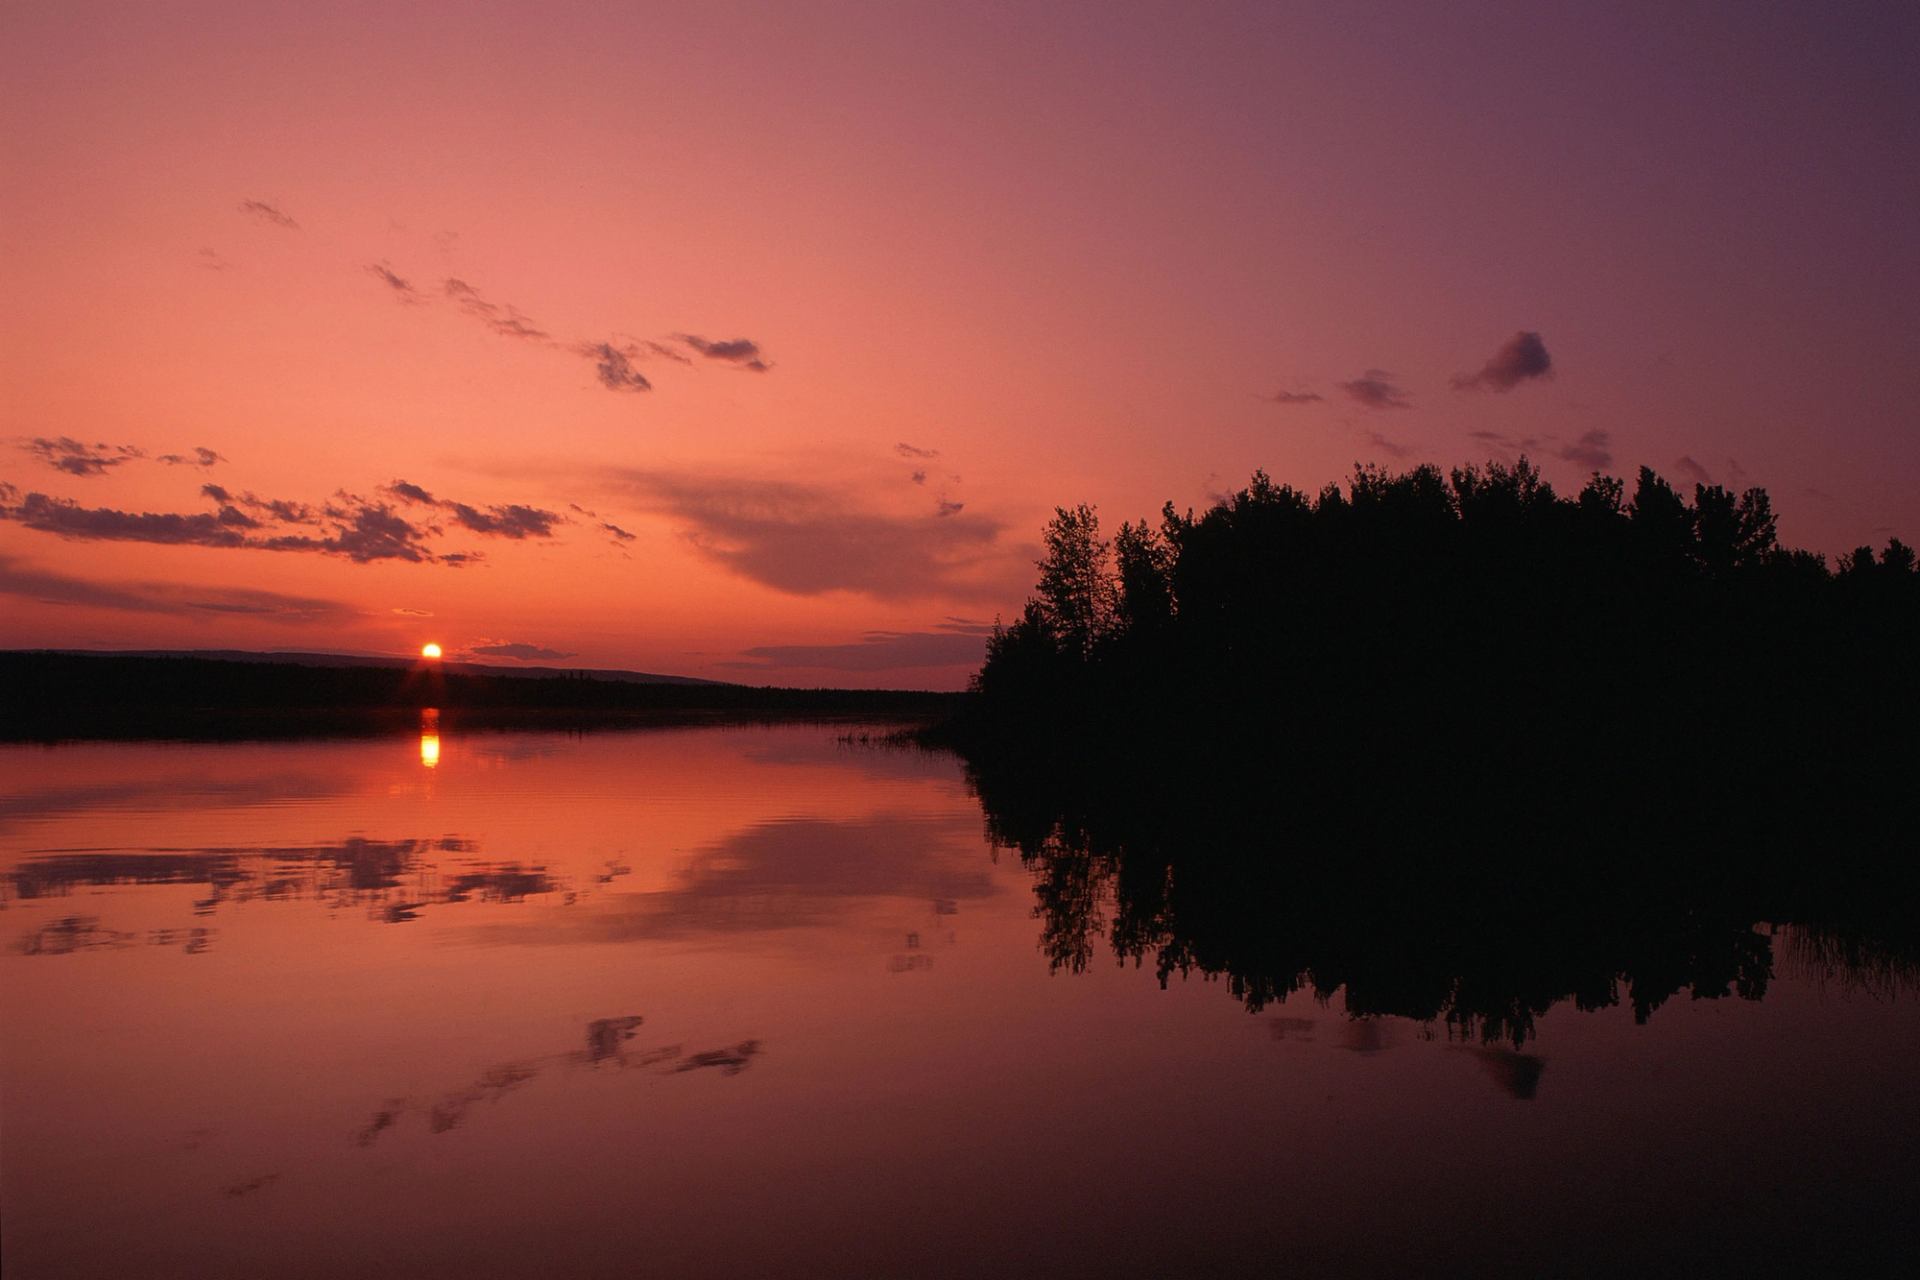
[1034,504,1113,663]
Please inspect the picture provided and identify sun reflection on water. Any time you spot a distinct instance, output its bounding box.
[419,708,441,768]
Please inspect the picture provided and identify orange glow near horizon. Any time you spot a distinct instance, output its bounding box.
[421,643,443,660]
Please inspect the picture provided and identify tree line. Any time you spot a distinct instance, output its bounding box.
[970,458,1916,745]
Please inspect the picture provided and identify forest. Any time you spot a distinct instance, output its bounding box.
[971,458,1915,733]
[942,458,1919,1036]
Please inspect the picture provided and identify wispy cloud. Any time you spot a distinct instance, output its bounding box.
[1365,431,1415,459]
[0,486,490,564]
[17,438,225,477]
[367,261,423,302]
[197,248,231,271]
[1453,331,1553,392]
[0,553,355,622]
[446,502,562,539]
[467,641,577,661]
[567,502,637,544]
[20,437,144,477]
[350,258,769,393]
[238,199,299,230]
[387,480,436,505]
[3,492,254,547]
[159,447,224,468]
[1338,370,1412,410]
[1467,429,1549,452]
[201,484,316,525]
[576,342,652,392]
[385,480,564,539]
[1559,429,1613,469]
[677,334,770,372]
[895,443,940,460]
[1269,389,1324,405]
[599,468,1016,601]
[1673,455,1712,486]
[728,629,989,673]
[442,278,554,342]
[254,502,442,563]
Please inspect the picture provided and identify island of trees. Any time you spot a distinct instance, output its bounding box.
[943,458,1918,1038]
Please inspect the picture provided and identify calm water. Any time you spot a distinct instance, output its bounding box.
[3,724,1916,1277]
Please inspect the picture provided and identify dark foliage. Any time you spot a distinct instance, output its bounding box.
[944,459,1919,1040]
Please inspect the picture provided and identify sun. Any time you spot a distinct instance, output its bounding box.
[421,643,443,660]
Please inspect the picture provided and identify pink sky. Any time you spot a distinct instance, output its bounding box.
[4,1,1916,687]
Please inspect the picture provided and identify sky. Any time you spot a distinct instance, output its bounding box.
[3,0,1916,688]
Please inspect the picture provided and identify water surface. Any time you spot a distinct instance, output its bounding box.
[3,725,1916,1277]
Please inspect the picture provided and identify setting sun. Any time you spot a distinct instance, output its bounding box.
[421,643,443,660]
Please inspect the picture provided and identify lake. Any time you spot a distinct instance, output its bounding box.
[3,723,1916,1277]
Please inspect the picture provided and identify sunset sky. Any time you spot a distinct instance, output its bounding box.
[4,0,1915,688]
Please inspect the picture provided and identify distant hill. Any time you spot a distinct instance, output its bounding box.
[45,648,728,687]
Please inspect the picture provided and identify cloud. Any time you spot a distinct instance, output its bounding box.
[1338,371,1412,410]
[446,502,562,539]
[567,501,636,543]
[238,199,299,230]
[1269,389,1325,405]
[18,438,224,476]
[367,261,423,302]
[936,499,965,517]
[677,334,770,372]
[0,488,445,563]
[259,501,441,562]
[4,492,253,547]
[1365,431,1414,459]
[1467,429,1548,453]
[909,470,928,485]
[576,342,652,392]
[936,616,997,636]
[374,277,764,395]
[468,642,577,661]
[158,447,224,468]
[202,484,316,525]
[384,480,563,539]
[0,553,355,622]
[1558,429,1613,469]
[895,443,940,460]
[393,607,434,617]
[1673,455,1713,486]
[20,437,144,476]
[443,278,553,342]
[1453,331,1553,392]
[197,248,230,271]
[729,630,989,673]
[387,480,436,505]
[600,468,1016,601]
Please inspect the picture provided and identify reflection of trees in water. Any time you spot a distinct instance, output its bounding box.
[967,753,1919,1047]
[6,837,565,952]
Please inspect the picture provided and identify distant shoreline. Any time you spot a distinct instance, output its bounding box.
[0,651,962,743]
